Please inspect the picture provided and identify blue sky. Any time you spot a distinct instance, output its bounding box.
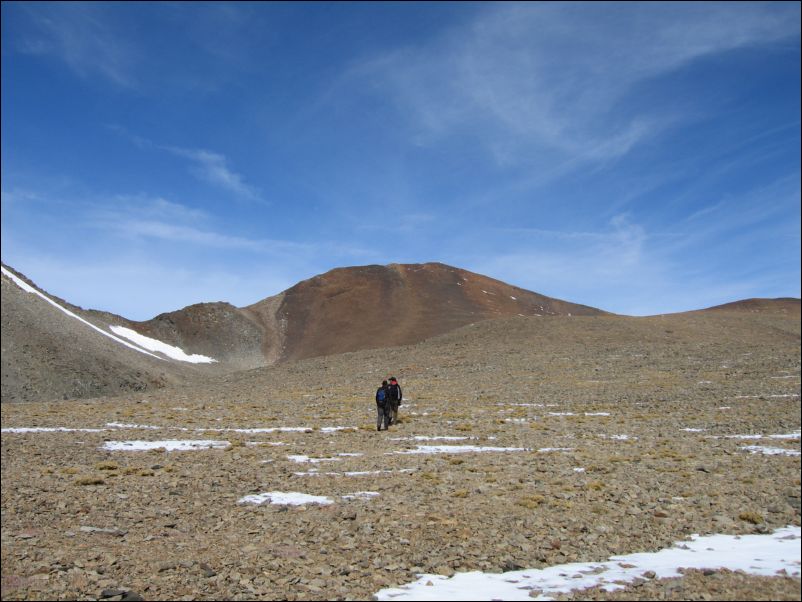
[2,1,800,320]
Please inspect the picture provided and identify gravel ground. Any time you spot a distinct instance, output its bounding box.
[2,313,799,601]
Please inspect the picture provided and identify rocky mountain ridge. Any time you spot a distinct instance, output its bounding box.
[1,261,798,404]
[1,262,608,403]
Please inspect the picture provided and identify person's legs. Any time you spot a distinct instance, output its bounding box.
[377,404,384,431]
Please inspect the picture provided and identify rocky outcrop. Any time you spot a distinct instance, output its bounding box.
[136,302,266,370]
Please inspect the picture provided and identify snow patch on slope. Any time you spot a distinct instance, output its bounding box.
[110,326,216,363]
[1,265,216,364]
[2,266,162,360]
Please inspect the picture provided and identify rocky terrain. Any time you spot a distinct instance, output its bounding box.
[1,262,606,403]
[2,309,800,601]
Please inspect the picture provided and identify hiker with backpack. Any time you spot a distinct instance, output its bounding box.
[376,380,391,431]
[386,376,403,425]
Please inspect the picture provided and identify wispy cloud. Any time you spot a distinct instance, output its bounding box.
[465,171,800,315]
[8,3,265,93]
[351,2,800,168]
[161,146,263,202]
[14,2,138,88]
[114,220,297,254]
[106,126,263,202]
[660,174,801,257]
[477,213,650,291]
[1,190,377,319]
[88,196,292,252]
[114,195,209,223]
[1,186,377,318]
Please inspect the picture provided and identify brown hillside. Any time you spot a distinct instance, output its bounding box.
[253,262,607,362]
[136,302,267,369]
[695,297,801,315]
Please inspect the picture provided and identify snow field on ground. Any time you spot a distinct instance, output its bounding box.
[374,526,801,601]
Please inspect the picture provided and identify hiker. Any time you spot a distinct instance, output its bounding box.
[386,376,403,425]
[376,380,391,431]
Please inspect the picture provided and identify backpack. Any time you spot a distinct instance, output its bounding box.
[376,388,386,403]
[387,383,400,401]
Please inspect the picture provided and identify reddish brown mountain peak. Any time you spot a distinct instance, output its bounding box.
[272,262,605,362]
